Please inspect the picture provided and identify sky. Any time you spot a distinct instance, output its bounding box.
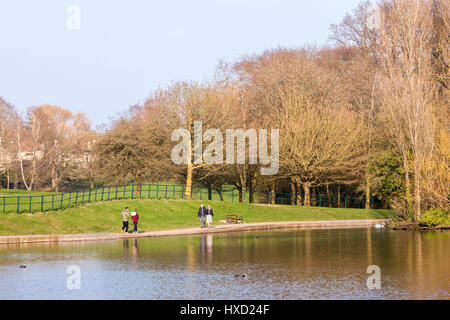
[0,0,361,127]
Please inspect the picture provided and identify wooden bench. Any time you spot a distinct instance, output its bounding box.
[226,214,243,224]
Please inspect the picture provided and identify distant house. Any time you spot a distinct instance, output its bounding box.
[16,151,44,162]
[0,148,11,171]
[1,148,91,171]
[0,149,45,171]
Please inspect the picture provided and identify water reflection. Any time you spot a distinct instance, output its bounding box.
[132,239,139,263]
[121,239,139,264]
[122,239,129,256]
[199,234,214,267]
[0,228,448,299]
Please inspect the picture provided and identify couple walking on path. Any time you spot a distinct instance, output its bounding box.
[121,207,139,233]
[198,204,214,228]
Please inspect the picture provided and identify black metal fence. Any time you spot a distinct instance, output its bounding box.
[267,192,381,209]
[0,184,241,214]
[0,184,381,214]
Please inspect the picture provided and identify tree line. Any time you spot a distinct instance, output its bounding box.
[0,0,448,222]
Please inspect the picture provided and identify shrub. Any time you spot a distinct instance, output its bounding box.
[419,208,450,227]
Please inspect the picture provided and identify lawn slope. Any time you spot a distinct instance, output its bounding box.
[0,199,395,236]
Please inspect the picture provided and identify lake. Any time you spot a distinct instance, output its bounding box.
[0,227,448,299]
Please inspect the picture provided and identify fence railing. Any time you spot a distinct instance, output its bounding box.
[0,184,243,214]
[267,192,381,209]
[0,184,381,214]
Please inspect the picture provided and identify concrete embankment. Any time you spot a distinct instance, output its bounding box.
[0,219,391,245]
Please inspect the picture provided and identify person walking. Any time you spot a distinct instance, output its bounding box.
[121,207,130,233]
[198,204,206,228]
[206,205,214,228]
[131,209,139,233]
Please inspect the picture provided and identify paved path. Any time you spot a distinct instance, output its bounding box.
[0,219,391,245]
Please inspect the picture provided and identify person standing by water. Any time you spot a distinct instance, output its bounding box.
[131,209,139,233]
[206,205,214,228]
[121,207,130,233]
[198,204,206,228]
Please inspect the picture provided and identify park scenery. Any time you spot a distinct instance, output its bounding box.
[0,0,448,302]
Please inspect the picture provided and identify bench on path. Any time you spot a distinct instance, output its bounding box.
[226,214,244,224]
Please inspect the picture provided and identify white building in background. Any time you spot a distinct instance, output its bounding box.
[0,150,44,171]
[0,148,11,171]
[1,148,91,172]
[16,151,44,162]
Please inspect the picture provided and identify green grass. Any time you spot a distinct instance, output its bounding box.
[0,189,52,196]
[0,199,396,236]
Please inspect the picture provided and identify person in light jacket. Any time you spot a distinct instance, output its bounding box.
[206,205,214,228]
[121,207,130,233]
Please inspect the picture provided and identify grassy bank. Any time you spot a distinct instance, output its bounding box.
[0,199,395,236]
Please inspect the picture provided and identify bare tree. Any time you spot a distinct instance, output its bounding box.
[377,0,436,221]
[151,81,233,199]
[67,112,98,189]
[16,109,45,191]
[329,26,382,209]
[329,0,379,52]
[240,49,364,205]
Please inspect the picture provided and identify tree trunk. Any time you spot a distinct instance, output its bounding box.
[51,166,58,192]
[13,171,18,189]
[185,121,194,199]
[208,187,212,201]
[296,189,302,205]
[337,185,341,208]
[404,164,414,221]
[292,179,300,205]
[326,183,332,207]
[136,177,142,196]
[311,187,316,206]
[365,172,371,209]
[303,182,311,206]
[271,181,276,204]
[17,126,31,190]
[290,180,296,205]
[185,163,193,199]
[414,171,421,222]
[239,171,247,203]
[216,187,224,201]
[241,185,246,203]
[249,177,254,203]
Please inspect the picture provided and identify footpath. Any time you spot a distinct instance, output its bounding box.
[0,219,391,244]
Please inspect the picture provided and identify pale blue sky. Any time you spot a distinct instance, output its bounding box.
[0,0,361,126]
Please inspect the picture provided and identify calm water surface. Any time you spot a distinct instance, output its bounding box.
[0,227,449,299]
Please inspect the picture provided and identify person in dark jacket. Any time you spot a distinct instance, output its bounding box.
[206,205,214,228]
[198,204,206,228]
